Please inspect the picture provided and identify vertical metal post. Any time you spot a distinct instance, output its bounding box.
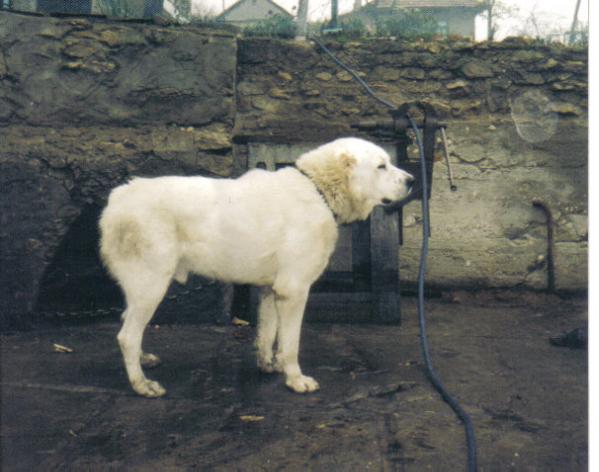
[330,0,338,30]
[568,0,582,44]
[296,0,309,39]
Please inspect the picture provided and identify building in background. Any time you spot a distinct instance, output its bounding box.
[216,0,293,27]
[4,0,191,18]
[345,0,486,38]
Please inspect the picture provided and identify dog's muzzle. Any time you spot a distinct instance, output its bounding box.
[381,175,415,209]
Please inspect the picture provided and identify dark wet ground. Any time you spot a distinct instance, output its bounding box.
[1,292,587,471]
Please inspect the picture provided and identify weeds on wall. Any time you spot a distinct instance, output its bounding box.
[243,15,297,38]
[308,9,439,41]
[241,9,439,40]
[375,10,439,39]
[337,18,369,39]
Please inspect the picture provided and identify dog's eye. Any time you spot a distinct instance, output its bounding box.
[377,164,387,170]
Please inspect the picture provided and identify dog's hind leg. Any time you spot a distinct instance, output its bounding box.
[255,287,279,373]
[117,274,171,398]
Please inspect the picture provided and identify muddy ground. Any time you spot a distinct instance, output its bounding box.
[0,293,587,471]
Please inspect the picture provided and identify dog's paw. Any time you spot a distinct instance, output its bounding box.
[132,378,167,398]
[141,352,162,369]
[140,352,161,368]
[285,375,320,393]
[258,362,275,374]
[257,358,280,374]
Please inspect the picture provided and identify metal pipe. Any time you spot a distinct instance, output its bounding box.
[440,127,458,192]
[532,199,556,293]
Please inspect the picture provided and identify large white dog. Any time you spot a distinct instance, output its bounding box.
[99,137,414,397]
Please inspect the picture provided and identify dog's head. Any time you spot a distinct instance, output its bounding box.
[297,137,414,223]
[344,138,414,212]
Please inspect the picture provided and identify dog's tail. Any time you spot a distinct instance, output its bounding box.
[98,185,149,280]
[100,218,148,263]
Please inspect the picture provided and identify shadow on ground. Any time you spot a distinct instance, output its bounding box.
[1,293,587,471]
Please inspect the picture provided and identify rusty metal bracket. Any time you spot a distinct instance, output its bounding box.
[532,199,556,293]
[352,101,444,244]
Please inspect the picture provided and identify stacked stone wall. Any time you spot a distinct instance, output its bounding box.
[0,11,588,325]
[0,12,236,320]
[236,38,587,291]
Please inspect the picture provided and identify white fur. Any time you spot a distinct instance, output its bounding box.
[99,137,413,397]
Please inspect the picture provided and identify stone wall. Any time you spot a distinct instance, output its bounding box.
[236,38,586,137]
[0,12,236,322]
[0,11,588,325]
[236,38,588,292]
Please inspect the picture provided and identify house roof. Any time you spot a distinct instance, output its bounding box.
[216,0,293,20]
[371,0,485,9]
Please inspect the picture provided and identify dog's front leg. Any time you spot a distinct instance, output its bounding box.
[273,286,319,393]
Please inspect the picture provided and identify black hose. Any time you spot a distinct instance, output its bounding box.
[311,35,478,472]
[408,115,478,472]
[310,36,398,111]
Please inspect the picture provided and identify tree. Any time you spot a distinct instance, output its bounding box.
[295,0,309,39]
[166,0,192,21]
[481,0,519,41]
[515,7,575,43]
[189,1,217,22]
[568,0,582,45]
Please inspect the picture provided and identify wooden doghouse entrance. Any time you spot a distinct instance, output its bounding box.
[245,143,401,324]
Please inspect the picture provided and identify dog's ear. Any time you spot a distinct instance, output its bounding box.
[339,153,357,169]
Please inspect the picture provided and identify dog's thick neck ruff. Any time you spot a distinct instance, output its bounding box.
[295,148,373,224]
[296,166,338,219]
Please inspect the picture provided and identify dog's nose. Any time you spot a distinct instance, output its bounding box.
[406,175,415,191]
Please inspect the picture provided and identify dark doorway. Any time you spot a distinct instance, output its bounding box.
[36,204,122,317]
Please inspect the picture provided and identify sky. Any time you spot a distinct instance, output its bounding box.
[473,0,589,40]
[191,0,589,41]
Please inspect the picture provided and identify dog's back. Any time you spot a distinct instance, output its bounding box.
[99,171,335,287]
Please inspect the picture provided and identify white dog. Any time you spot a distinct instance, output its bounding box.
[99,137,414,397]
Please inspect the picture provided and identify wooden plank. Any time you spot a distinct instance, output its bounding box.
[369,147,401,324]
[370,206,401,324]
[306,292,376,323]
[308,292,373,304]
[352,219,371,292]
